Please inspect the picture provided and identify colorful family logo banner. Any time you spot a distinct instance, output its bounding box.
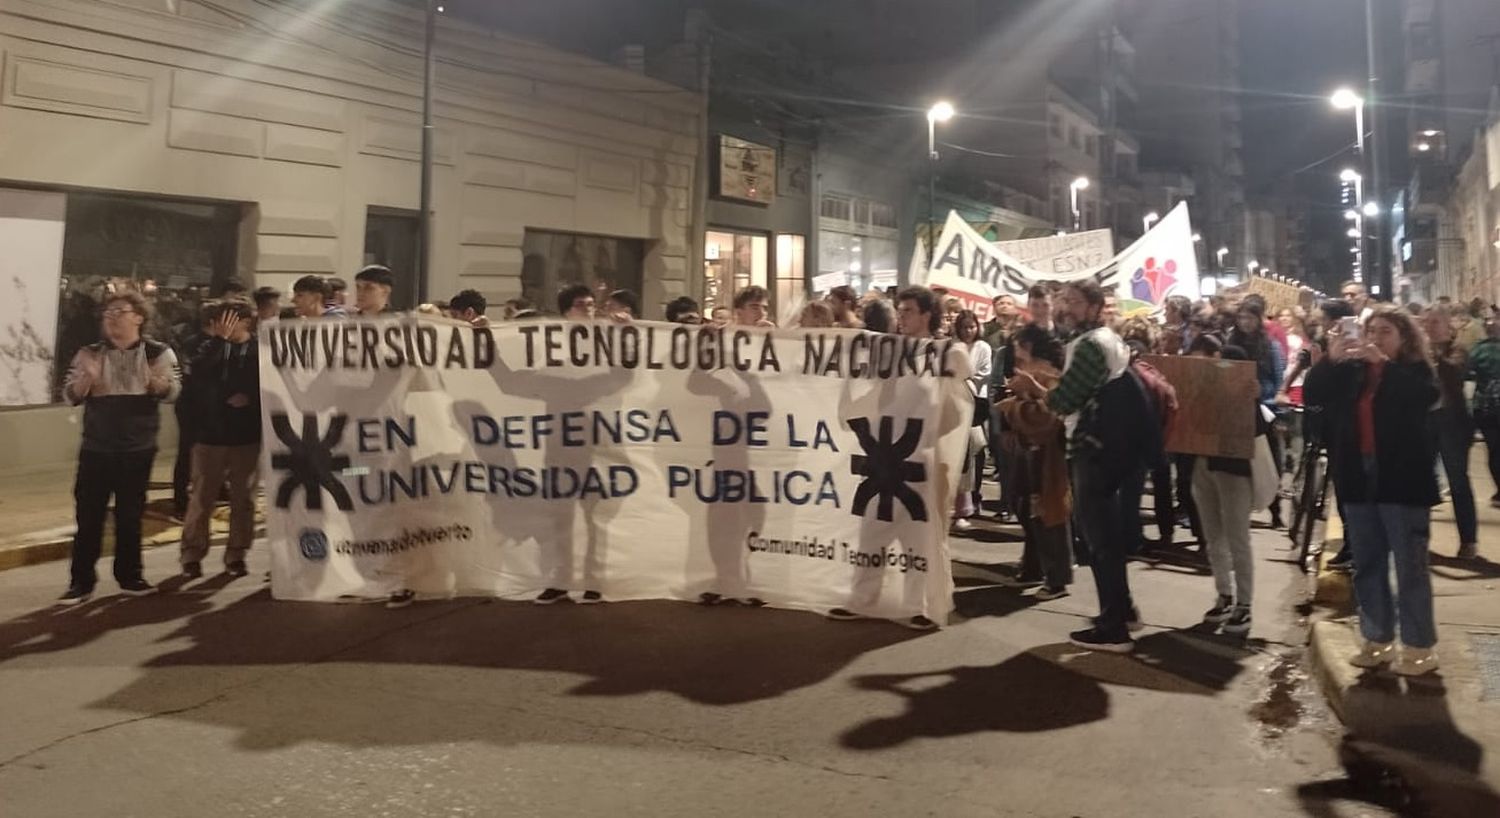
[259,317,972,621]
[921,202,1200,319]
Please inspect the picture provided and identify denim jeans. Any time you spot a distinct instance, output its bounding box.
[1430,409,1478,544]
[1343,502,1437,649]
[1071,457,1135,638]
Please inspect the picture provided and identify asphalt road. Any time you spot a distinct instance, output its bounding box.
[0,519,1386,817]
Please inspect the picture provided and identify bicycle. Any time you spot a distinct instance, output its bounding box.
[1284,407,1331,573]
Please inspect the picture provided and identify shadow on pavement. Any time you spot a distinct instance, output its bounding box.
[839,651,1109,748]
[1429,553,1500,581]
[90,590,920,707]
[840,632,1256,750]
[1295,673,1500,817]
[0,574,235,663]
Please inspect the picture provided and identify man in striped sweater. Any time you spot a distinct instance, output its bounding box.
[1010,279,1146,653]
[59,290,181,604]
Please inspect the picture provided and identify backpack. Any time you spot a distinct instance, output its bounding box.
[1131,358,1179,436]
[1080,369,1164,490]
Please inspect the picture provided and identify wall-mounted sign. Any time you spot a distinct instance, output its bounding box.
[717,135,776,205]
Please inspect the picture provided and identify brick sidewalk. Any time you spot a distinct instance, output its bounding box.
[1308,447,1500,795]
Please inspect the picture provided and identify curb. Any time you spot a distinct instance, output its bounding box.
[0,525,267,573]
[1306,618,1361,724]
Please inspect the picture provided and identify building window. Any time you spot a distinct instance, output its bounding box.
[52,191,242,402]
[870,202,898,229]
[1085,136,1096,157]
[775,234,806,319]
[703,229,767,314]
[1049,113,1063,138]
[852,198,870,227]
[820,193,853,222]
[521,229,645,316]
[1069,123,1081,150]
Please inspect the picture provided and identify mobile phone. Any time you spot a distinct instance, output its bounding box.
[1338,316,1361,342]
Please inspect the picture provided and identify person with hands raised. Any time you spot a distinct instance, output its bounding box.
[1317,307,1443,676]
[59,291,181,604]
[179,300,261,581]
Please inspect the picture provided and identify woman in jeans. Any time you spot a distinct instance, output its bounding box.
[1423,305,1479,559]
[1319,306,1441,676]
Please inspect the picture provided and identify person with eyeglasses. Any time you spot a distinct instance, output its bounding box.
[59,291,182,604]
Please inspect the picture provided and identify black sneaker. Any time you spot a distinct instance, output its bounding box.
[825,608,865,621]
[225,562,248,578]
[698,592,724,606]
[58,584,93,605]
[1203,595,1235,624]
[119,579,156,597]
[738,597,766,607]
[1069,627,1135,654]
[386,590,415,609]
[902,615,939,631]
[181,562,203,579]
[1222,605,1252,635]
[534,588,569,605]
[578,590,602,604]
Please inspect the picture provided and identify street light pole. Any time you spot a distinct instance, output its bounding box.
[418,0,437,304]
[925,102,954,266]
[1363,0,1387,298]
[1070,176,1089,233]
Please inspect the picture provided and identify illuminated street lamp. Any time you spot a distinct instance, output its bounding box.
[1069,176,1090,232]
[1362,201,1379,217]
[925,100,956,264]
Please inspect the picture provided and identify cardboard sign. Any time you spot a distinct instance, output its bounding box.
[1140,354,1257,459]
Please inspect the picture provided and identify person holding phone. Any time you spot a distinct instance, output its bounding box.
[1314,306,1441,676]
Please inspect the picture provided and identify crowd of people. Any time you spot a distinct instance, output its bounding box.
[55,266,1496,672]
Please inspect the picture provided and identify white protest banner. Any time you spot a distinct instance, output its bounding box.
[996,229,1114,277]
[259,317,971,623]
[923,202,1199,319]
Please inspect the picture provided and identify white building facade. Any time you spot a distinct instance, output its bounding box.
[0,0,704,472]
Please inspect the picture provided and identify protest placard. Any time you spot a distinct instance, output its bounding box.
[1140,354,1257,459]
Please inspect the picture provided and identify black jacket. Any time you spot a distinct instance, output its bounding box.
[190,337,261,446]
[1305,359,1439,507]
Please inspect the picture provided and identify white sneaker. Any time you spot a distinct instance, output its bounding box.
[952,518,973,532]
[1394,646,1440,677]
[1349,640,1396,669]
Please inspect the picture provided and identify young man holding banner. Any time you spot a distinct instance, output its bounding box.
[1009,280,1149,653]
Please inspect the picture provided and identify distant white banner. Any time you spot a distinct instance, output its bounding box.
[921,202,1200,320]
[260,318,970,622]
[996,229,1114,277]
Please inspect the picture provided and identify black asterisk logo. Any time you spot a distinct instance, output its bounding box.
[848,416,928,522]
[270,413,354,511]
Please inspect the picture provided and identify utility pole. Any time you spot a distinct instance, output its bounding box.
[418,0,437,304]
[1364,0,1387,299]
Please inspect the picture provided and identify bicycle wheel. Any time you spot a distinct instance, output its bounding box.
[1295,454,1322,571]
